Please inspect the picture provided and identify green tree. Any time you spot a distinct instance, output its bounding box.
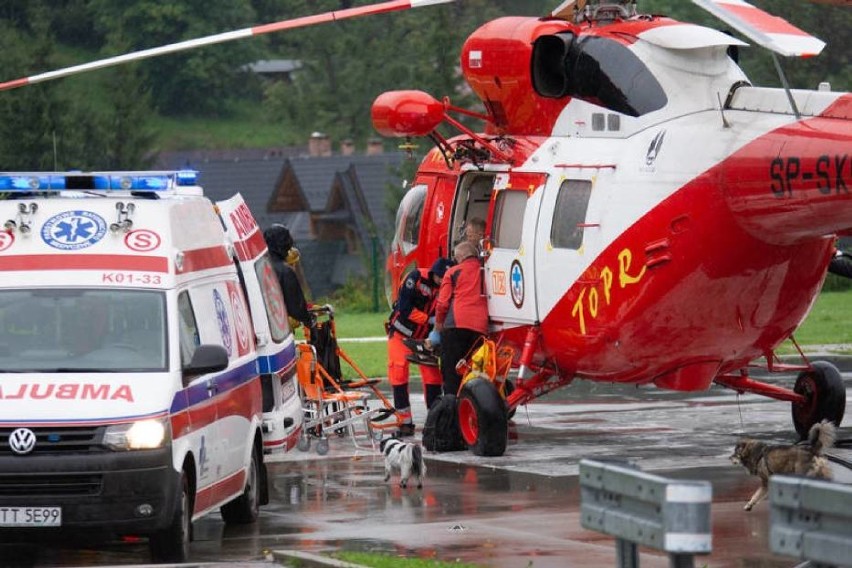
[0,5,72,170]
[87,0,265,117]
[644,0,849,90]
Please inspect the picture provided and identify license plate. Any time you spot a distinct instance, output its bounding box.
[0,507,62,527]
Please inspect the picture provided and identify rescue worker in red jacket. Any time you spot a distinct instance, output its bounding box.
[387,257,453,436]
[435,241,489,397]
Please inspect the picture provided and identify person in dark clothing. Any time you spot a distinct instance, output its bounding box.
[264,224,312,329]
[828,248,852,279]
[387,257,453,436]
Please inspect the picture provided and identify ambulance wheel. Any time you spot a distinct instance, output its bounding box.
[316,438,330,455]
[459,378,508,457]
[297,435,311,452]
[149,472,191,563]
[221,444,261,524]
[792,361,846,439]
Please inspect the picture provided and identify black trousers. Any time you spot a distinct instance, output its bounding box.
[439,328,482,397]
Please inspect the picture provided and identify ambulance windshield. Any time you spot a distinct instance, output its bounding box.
[0,289,166,372]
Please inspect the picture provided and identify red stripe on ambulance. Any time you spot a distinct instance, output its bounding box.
[0,254,168,272]
[177,245,232,274]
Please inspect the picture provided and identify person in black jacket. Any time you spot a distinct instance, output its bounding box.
[264,224,312,329]
[828,248,852,279]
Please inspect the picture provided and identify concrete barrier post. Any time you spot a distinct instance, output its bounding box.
[579,459,712,568]
[769,476,852,567]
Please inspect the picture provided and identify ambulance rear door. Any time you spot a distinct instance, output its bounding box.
[216,194,301,450]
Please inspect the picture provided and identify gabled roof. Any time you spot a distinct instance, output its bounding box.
[194,157,285,212]
[287,155,360,211]
[168,151,407,298]
[346,154,404,241]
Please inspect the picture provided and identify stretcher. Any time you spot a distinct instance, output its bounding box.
[295,305,400,454]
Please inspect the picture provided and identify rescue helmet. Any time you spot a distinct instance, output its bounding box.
[263,224,294,257]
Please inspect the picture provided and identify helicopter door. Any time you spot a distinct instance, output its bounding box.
[534,176,596,324]
[483,173,547,326]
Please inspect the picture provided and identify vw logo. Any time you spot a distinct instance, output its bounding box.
[9,428,37,455]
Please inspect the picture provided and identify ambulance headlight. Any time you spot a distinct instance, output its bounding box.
[104,418,170,450]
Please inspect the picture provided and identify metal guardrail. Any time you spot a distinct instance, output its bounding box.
[579,459,712,568]
[770,476,852,567]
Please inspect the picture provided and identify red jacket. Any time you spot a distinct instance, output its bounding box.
[435,257,488,334]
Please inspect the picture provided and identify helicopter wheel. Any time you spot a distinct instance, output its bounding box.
[791,361,846,439]
[458,377,508,457]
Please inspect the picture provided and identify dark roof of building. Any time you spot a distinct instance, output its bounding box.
[288,155,359,211]
[345,154,404,241]
[167,150,406,297]
[246,59,302,74]
[154,147,304,170]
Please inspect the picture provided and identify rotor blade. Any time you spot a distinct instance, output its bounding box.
[692,0,825,57]
[0,0,453,93]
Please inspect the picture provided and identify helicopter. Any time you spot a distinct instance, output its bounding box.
[373,0,851,454]
[0,0,848,457]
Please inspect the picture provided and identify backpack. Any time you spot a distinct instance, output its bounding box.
[422,394,467,452]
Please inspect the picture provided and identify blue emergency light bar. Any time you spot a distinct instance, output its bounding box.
[0,170,199,192]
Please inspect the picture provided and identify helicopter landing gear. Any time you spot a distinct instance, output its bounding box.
[791,361,846,439]
[458,377,508,457]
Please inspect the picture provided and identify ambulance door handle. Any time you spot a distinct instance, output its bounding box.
[256,331,270,347]
[206,379,218,396]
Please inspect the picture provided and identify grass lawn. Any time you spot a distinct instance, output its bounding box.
[787,290,852,347]
[333,551,479,568]
[328,311,388,380]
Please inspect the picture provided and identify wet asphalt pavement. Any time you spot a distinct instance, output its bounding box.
[3,366,851,568]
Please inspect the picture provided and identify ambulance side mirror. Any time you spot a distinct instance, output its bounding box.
[185,344,229,375]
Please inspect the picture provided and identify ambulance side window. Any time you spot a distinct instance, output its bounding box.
[178,291,201,368]
[550,180,592,250]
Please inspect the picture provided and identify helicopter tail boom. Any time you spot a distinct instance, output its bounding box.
[724,94,852,244]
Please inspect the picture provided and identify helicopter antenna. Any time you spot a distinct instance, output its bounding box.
[0,0,453,93]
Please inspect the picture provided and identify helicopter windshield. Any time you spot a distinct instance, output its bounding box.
[393,184,427,256]
[533,33,667,117]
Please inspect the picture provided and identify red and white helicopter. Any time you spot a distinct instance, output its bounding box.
[373,0,851,454]
[1,0,849,456]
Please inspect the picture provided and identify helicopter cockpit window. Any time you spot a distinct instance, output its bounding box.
[551,180,592,250]
[492,190,528,250]
[532,33,667,117]
[393,184,427,255]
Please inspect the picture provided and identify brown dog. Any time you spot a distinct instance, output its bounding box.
[730,420,836,511]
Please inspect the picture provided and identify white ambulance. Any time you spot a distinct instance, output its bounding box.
[0,170,303,562]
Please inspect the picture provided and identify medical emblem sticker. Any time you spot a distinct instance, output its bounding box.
[41,210,107,250]
[213,289,233,357]
[510,260,524,308]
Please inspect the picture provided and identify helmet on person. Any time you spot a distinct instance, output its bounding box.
[263,224,294,257]
[429,257,454,280]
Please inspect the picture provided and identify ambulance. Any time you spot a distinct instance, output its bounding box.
[0,170,303,561]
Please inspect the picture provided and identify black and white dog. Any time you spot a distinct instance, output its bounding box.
[380,437,426,489]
